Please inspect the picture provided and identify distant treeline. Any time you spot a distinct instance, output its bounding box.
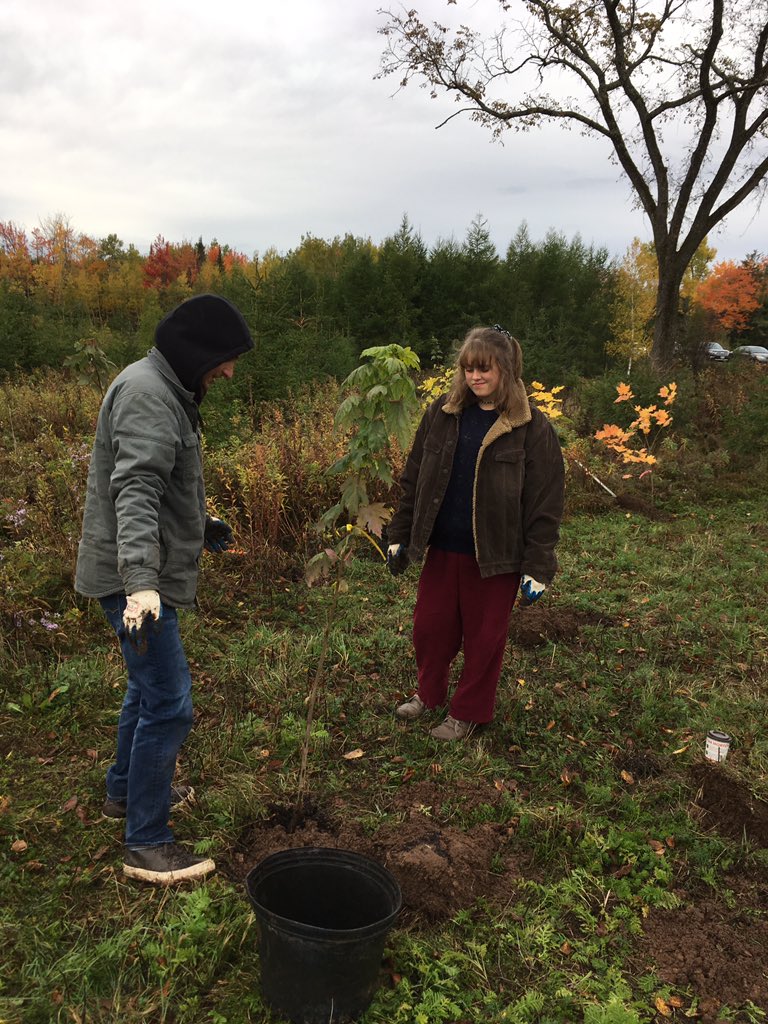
[2,212,626,392]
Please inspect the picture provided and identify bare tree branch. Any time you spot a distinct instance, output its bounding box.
[377,0,768,364]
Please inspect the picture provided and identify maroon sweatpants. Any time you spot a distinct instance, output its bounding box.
[413,547,521,723]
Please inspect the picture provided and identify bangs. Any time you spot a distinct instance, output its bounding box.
[458,339,496,370]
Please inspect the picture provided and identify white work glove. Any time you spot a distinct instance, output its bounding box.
[520,575,546,605]
[123,590,162,649]
[386,543,409,577]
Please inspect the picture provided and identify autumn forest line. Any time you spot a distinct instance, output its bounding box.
[1,213,766,398]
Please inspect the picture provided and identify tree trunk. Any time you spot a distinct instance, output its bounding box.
[651,259,686,367]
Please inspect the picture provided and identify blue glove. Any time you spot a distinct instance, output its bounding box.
[205,516,234,553]
[386,543,409,577]
[520,574,546,605]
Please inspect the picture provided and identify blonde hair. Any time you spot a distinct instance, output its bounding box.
[443,326,530,422]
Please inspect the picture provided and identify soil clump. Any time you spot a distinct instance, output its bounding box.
[691,762,768,845]
[509,605,613,648]
[225,779,520,923]
[642,872,768,1021]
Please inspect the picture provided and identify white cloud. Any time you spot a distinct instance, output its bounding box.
[0,0,764,262]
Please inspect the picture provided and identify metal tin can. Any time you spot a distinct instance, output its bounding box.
[705,730,731,763]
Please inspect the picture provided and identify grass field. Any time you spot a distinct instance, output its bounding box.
[2,372,768,1024]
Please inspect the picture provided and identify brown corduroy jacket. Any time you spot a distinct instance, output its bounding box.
[388,396,565,583]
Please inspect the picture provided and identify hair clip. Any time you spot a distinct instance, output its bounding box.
[493,323,511,338]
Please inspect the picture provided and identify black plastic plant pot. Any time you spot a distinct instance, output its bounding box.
[245,847,402,1024]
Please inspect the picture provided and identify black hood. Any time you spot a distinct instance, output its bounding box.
[154,294,254,402]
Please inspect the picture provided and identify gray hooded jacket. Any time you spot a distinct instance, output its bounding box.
[75,295,253,607]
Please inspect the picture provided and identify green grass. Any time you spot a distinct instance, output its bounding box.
[2,494,767,1023]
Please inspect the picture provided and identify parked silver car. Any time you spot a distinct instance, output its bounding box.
[702,342,731,361]
[732,345,768,364]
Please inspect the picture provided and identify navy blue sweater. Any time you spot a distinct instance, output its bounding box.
[429,403,499,554]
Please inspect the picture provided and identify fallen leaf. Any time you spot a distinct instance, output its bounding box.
[92,846,110,862]
[620,770,635,785]
[430,763,442,775]
[560,769,572,785]
[648,839,666,855]
[668,995,684,1008]
[61,796,79,813]
[671,745,689,755]
[11,839,28,853]
[560,940,572,955]
[84,749,98,761]
[0,795,11,814]
[665,836,676,848]
[343,749,364,760]
[546,720,555,730]
[655,996,672,1017]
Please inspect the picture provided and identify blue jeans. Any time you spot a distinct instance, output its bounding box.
[99,595,194,848]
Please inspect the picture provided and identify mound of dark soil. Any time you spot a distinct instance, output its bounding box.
[509,604,613,648]
[224,779,520,923]
[615,492,671,519]
[642,873,768,1021]
[639,766,768,1019]
[691,762,768,846]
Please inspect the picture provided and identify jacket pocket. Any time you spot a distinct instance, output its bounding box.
[178,432,202,481]
[494,448,525,464]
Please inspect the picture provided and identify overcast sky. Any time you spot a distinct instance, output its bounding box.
[1,0,764,263]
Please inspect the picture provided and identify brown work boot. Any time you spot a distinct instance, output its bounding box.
[395,693,427,720]
[429,715,475,741]
[123,842,215,885]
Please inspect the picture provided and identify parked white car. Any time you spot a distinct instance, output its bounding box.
[732,345,768,364]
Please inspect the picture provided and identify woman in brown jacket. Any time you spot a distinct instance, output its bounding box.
[386,325,565,740]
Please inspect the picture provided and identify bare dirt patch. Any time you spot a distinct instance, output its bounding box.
[691,761,768,846]
[509,604,614,648]
[641,873,768,1021]
[638,767,768,1020]
[224,779,521,923]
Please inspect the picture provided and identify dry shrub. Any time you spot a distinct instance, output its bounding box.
[1,370,101,442]
[205,383,352,562]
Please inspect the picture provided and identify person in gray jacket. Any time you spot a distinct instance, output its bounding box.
[75,294,253,884]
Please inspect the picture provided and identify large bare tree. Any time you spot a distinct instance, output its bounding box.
[379,0,768,364]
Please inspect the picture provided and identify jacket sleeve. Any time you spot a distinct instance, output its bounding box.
[386,402,435,548]
[520,411,565,585]
[108,387,181,595]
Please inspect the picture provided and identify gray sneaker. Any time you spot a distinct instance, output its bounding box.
[395,693,427,720]
[429,715,475,741]
[102,785,196,820]
[123,842,215,885]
